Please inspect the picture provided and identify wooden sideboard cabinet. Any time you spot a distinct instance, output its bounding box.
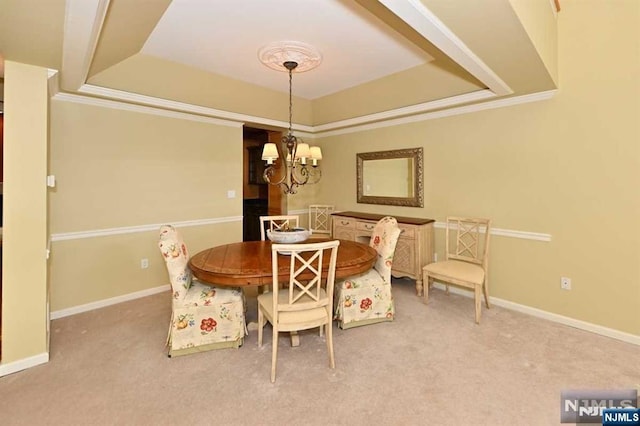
[332,211,434,296]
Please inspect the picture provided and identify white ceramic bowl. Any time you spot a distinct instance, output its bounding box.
[267,228,311,244]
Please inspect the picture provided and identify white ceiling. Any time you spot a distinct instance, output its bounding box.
[141,0,433,100]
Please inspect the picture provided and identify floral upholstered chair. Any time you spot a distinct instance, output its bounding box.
[334,216,402,329]
[158,225,246,357]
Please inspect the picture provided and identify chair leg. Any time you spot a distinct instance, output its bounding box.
[423,271,430,303]
[483,279,491,309]
[257,308,264,347]
[326,320,335,369]
[474,285,482,324]
[270,327,278,383]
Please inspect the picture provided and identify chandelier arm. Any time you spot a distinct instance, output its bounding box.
[290,164,310,186]
[263,163,287,187]
[307,167,321,185]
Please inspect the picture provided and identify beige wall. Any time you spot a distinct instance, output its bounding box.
[48,100,244,311]
[316,1,640,336]
[1,62,49,362]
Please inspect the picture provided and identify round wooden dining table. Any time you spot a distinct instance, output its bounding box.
[189,239,377,287]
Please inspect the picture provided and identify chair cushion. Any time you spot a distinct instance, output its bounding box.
[177,280,245,307]
[423,260,485,285]
[257,289,329,326]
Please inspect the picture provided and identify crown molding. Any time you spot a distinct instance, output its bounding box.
[315,90,557,138]
[55,83,556,138]
[78,84,315,133]
[53,92,243,128]
[312,89,495,132]
[55,85,556,138]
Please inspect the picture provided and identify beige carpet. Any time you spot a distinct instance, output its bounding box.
[0,278,638,425]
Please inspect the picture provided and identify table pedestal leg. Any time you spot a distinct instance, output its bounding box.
[290,331,300,347]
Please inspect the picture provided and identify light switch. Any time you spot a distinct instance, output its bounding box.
[227,190,236,199]
[47,175,56,188]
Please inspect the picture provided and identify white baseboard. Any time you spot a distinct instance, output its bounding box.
[430,283,640,346]
[50,284,171,320]
[0,352,49,377]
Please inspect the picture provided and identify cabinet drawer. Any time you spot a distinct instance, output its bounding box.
[398,224,415,239]
[356,221,377,232]
[334,217,356,228]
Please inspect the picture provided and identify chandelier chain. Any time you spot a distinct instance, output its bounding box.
[288,67,293,136]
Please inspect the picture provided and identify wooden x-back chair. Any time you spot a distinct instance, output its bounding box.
[257,240,340,383]
[308,204,334,239]
[259,215,300,241]
[422,217,491,324]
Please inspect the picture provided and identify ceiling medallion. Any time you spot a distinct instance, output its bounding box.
[258,41,322,73]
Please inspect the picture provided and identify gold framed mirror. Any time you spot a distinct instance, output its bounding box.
[356,147,423,207]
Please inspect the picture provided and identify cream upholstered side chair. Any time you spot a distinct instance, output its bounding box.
[422,217,491,324]
[158,225,246,357]
[308,204,334,239]
[259,215,300,241]
[257,240,340,383]
[334,216,402,329]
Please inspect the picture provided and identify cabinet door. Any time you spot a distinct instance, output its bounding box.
[333,227,356,241]
[391,237,416,278]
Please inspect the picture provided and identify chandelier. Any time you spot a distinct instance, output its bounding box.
[260,43,322,194]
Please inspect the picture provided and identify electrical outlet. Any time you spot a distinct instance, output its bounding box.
[434,253,438,262]
[141,258,149,269]
[561,276,571,290]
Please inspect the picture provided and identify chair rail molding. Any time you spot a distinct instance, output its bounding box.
[433,221,551,242]
[50,216,243,242]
